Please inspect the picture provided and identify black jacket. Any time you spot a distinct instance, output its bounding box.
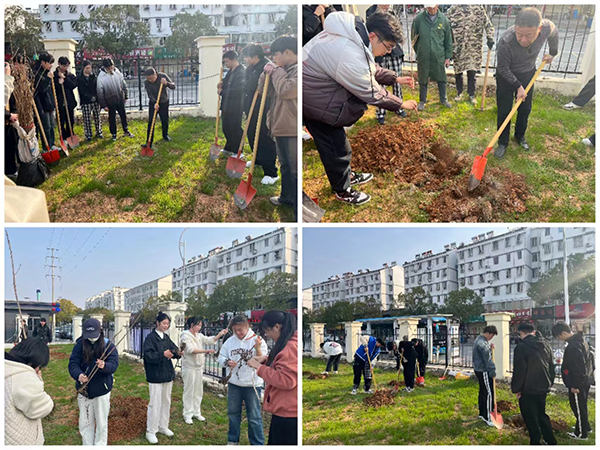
[33,62,55,112]
[302,5,344,46]
[414,343,428,365]
[244,58,269,114]
[77,72,98,105]
[54,68,78,110]
[511,333,555,395]
[221,64,245,113]
[68,337,119,399]
[143,330,181,384]
[398,341,418,364]
[562,333,594,390]
[33,323,52,344]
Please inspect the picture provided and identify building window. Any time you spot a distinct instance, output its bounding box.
[574,236,583,248]
[517,266,523,276]
[478,260,483,269]
[531,237,538,247]
[557,240,564,251]
[517,283,524,293]
[460,278,465,287]
[516,234,523,244]
[170,4,178,10]
[442,269,447,277]
[218,268,223,275]
[274,250,281,260]
[506,285,512,294]
[493,271,499,280]
[274,235,282,245]
[506,269,511,278]
[468,277,473,286]
[479,274,485,283]
[468,263,473,271]
[533,268,540,277]
[460,264,465,273]
[156,4,162,10]
[250,257,257,267]
[468,248,473,257]
[69,5,77,13]
[235,262,242,270]
[505,253,510,262]
[543,243,551,254]
[493,241,499,251]
[478,245,484,255]
[459,251,464,260]
[268,13,276,23]
[480,289,485,297]
[545,228,551,236]
[57,22,64,32]
[532,252,539,262]
[505,237,511,247]
[517,250,523,259]
[55,5,61,13]
[493,287,500,295]
[443,256,447,263]
[264,238,269,247]
[45,22,52,32]
[493,256,499,264]
[443,282,447,289]
[156,18,162,30]
[43,5,50,14]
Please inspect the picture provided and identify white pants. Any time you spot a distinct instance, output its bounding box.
[182,366,205,419]
[147,382,173,434]
[77,392,111,446]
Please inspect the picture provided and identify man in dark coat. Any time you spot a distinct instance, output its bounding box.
[33,52,57,150]
[411,5,453,110]
[5,65,19,178]
[55,56,78,142]
[218,51,245,157]
[33,318,52,344]
[302,5,344,46]
[144,68,176,145]
[412,338,428,377]
[553,322,594,440]
[511,323,557,445]
[398,336,418,391]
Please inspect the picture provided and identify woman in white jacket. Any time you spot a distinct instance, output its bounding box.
[180,317,228,424]
[5,337,54,445]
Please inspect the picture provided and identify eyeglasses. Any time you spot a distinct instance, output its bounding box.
[376,34,394,53]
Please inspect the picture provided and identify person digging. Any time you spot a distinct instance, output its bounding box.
[351,336,384,395]
[144,68,175,145]
[398,336,417,392]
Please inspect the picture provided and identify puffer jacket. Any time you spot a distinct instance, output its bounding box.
[97,67,128,108]
[303,11,403,127]
[244,57,269,114]
[562,333,594,390]
[5,358,54,445]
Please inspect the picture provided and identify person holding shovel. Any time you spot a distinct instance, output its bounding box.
[351,336,385,395]
[54,57,78,142]
[218,51,245,158]
[68,318,119,446]
[412,338,428,379]
[494,7,558,158]
[399,336,417,392]
[77,60,104,141]
[144,68,176,145]
[511,323,556,445]
[33,53,58,151]
[97,58,135,141]
[473,325,497,427]
[143,312,183,444]
[179,317,228,424]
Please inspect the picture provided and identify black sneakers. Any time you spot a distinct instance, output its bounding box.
[335,188,371,205]
[495,144,507,159]
[515,137,530,151]
[350,171,373,186]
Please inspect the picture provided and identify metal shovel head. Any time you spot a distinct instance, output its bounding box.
[41,149,61,165]
[226,155,246,178]
[416,376,425,386]
[58,138,69,156]
[490,410,504,429]
[209,142,221,161]
[467,154,488,192]
[67,135,79,149]
[140,143,154,157]
[234,175,257,210]
[302,192,325,223]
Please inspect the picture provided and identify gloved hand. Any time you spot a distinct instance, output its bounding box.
[487,39,495,50]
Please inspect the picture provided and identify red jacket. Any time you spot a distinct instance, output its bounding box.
[257,332,298,418]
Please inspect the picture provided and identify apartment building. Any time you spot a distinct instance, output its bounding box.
[85,287,129,311]
[124,274,173,313]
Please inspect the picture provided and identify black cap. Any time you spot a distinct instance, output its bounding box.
[102,58,114,68]
[83,318,101,339]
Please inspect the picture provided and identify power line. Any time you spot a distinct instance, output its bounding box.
[62,229,96,271]
[62,228,81,259]
[64,228,112,277]
[56,228,65,249]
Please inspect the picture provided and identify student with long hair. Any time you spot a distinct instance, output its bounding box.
[180,316,228,424]
[5,337,54,445]
[143,312,183,444]
[248,311,298,445]
[68,318,118,445]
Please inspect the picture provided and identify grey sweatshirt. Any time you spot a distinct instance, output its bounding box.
[496,19,559,89]
[473,335,496,375]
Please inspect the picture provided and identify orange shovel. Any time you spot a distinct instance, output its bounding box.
[141,82,164,157]
[468,60,547,191]
[226,88,259,178]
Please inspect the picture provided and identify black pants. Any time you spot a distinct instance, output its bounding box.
[275,136,297,220]
[108,103,129,136]
[268,415,297,445]
[496,68,535,146]
[456,71,477,97]
[568,384,591,438]
[402,361,415,388]
[304,118,351,193]
[475,371,494,420]
[572,76,595,106]
[147,103,169,145]
[589,134,596,146]
[352,356,372,391]
[248,102,278,177]
[222,109,243,153]
[325,354,342,372]
[5,123,19,175]
[519,393,557,445]
[418,360,427,378]
[58,105,75,140]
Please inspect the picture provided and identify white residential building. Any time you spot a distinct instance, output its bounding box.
[124,274,173,313]
[85,287,129,311]
[302,288,313,311]
[39,4,290,46]
[311,262,404,311]
[171,227,298,299]
[403,245,458,305]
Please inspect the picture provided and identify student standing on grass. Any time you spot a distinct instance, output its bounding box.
[563,76,595,147]
[398,336,417,392]
[243,45,279,186]
[97,58,135,141]
[218,314,268,445]
[33,317,52,344]
[144,68,176,144]
[248,311,298,445]
[473,325,497,427]
[303,11,418,206]
[494,7,558,158]
[5,338,54,445]
[54,57,78,141]
[511,323,556,445]
[552,322,594,441]
[218,51,245,158]
[351,336,385,395]
[387,340,401,371]
[143,312,183,444]
[68,318,119,446]
[411,338,428,378]
[321,340,343,374]
[77,60,104,141]
[179,317,228,425]
[33,53,58,151]
[259,36,298,215]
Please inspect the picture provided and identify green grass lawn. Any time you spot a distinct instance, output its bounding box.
[302,357,595,445]
[41,115,294,222]
[303,83,595,222]
[36,344,269,445]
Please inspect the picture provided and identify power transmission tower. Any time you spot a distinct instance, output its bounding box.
[45,248,61,333]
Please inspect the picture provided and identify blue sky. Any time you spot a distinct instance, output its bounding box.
[303,227,516,288]
[4,227,279,308]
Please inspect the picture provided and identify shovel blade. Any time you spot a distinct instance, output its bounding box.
[467,155,488,192]
[59,139,70,157]
[234,177,257,211]
[416,376,425,386]
[490,411,504,429]
[141,144,154,157]
[209,143,221,161]
[302,192,325,223]
[67,135,79,149]
[226,156,246,179]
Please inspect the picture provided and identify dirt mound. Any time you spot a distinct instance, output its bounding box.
[550,418,570,432]
[108,396,148,444]
[364,389,396,408]
[507,414,571,433]
[507,414,526,429]
[49,349,69,360]
[388,380,405,388]
[496,400,517,413]
[307,372,331,380]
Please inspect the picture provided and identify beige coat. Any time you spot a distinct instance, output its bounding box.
[259,63,297,137]
[5,360,54,445]
[180,330,217,369]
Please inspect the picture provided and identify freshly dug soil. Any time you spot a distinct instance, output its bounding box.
[507,414,571,433]
[496,400,517,413]
[388,380,405,388]
[350,123,529,222]
[307,372,330,380]
[49,349,69,360]
[108,396,148,444]
[507,414,526,429]
[550,418,570,432]
[364,389,396,408]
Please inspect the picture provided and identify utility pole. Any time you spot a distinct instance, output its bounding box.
[179,228,189,303]
[562,229,570,325]
[45,248,61,334]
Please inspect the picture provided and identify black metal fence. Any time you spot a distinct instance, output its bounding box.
[127,323,153,357]
[397,4,595,79]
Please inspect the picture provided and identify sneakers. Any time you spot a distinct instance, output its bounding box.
[350,171,373,186]
[441,100,453,108]
[350,389,357,395]
[51,145,62,151]
[146,433,158,444]
[261,175,279,185]
[417,102,425,111]
[86,137,92,142]
[582,138,594,147]
[246,160,252,168]
[158,428,174,437]
[454,93,463,101]
[494,144,507,159]
[377,117,385,125]
[302,132,312,141]
[184,417,194,425]
[403,387,414,393]
[221,150,235,158]
[193,414,206,422]
[515,137,530,151]
[96,133,104,139]
[321,371,329,375]
[163,135,172,141]
[335,188,371,206]
[567,432,588,441]
[124,131,135,138]
[396,109,408,118]
[112,134,117,141]
[479,416,495,427]
[469,95,477,105]
[365,390,374,394]
[270,196,282,206]
[563,102,582,110]
[333,371,339,374]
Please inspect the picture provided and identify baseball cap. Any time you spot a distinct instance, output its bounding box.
[83,318,101,340]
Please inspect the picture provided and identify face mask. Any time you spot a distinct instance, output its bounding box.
[88,337,99,344]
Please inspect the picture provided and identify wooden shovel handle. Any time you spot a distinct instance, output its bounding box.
[50,77,62,133]
[486,60,547,150]
[480,50,492,111]
[32,99,50,150]
[215,66,224,142]
[248,73,270,175]
[147,82,164,146]
[236,89,259,158]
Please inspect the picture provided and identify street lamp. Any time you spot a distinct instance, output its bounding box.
[561,228,570,324]
[179,228,189,302]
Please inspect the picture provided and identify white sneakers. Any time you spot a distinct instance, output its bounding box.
[261,175,279,185]
[146,433,158,444]
[158,428,174,437]
[350,389,357,395]
[582,138,593,147]
[321,371,329,375]
[478,416,495,427]
[193,414,206,421]
[563,102,582,110]
[184,417,194,425]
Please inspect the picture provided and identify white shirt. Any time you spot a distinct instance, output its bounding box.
[217,329,268,388]
[323,341,343,356]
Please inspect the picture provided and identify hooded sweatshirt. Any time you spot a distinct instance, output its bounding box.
[257,332,298,418]
[5,359,54,445]
[473,335,496,375]
[562,333,594,390]
[180,329,218,369]
[218,328,268,388]
[511,333,555,395]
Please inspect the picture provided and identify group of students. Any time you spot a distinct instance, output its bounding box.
[218,36,298,219]
[4,310,298,446]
